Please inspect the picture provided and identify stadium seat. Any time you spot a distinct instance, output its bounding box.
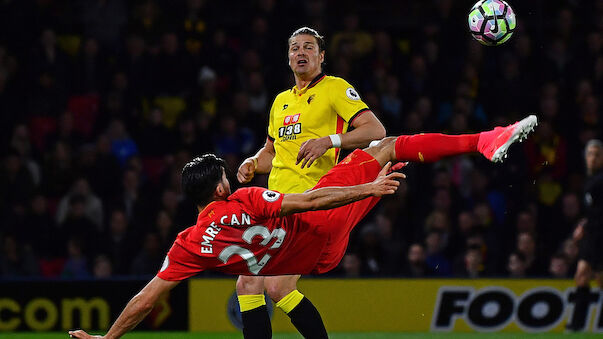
[28,116,57,151]
[142,156,167,185]
[67,94,100,138]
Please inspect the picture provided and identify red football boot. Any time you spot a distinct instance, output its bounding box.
[478,115,538,162]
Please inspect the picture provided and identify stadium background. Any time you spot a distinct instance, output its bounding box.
[0,0,602,336]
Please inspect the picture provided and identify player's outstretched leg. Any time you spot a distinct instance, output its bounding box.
[366,115,538,166]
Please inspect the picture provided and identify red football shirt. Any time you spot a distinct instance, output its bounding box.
[157,149,383,280]
[156,187,330,280]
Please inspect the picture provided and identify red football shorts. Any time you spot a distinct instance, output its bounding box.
[301,149,382,273]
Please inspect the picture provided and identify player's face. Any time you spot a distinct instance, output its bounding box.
[288,34,324,77]
[585,145,603,175]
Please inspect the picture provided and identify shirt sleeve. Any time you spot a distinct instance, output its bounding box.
[329,78,370,124]
[230,187,284,220]
[156,243,204,281]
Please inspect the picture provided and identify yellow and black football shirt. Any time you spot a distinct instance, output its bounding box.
[267,73,370,193]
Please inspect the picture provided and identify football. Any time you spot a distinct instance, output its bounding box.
[468,0,516,46]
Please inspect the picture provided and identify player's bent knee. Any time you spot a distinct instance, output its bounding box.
[265,281,296,302]
[236,275,265,295]
[365,137,396,159]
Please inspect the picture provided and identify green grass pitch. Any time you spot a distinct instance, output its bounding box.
[0,333,599,339]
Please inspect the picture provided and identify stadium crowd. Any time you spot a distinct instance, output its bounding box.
[0,0,602,280]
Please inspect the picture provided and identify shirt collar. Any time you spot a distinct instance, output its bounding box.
[292,72,326,95]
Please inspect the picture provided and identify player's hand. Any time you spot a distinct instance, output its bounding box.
[237,158,257,184]
[388,162,408,173]
[296,137,332,169]
[573,219,586,241]
[68,329,103,338]
[371,162,406,197]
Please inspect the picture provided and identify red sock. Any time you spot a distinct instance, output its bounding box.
[395,133,480,162]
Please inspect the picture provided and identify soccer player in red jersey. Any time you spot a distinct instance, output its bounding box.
[69,114,537,339]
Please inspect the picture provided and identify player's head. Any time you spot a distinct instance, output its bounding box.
[585,139,603,175]
[287,27,325,77]
[182,154,230,206]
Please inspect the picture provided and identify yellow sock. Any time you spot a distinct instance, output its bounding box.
[238,294,266,312]
[276,290,304,314]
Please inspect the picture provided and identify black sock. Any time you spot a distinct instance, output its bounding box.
[287,297,328,339]
[568,286,591,330]
[241,305,272,339]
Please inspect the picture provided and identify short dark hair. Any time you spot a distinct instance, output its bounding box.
[182,154,226,206]
[288,27,325,52]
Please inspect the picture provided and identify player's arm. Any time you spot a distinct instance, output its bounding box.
[237,138,276,183]
[279,162,404,216]
[68,277,180,339]
[297,111,386,168]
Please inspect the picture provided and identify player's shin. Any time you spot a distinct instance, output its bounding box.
[394,133,479,163]
[277,290,328,339]
[238,294,272,339]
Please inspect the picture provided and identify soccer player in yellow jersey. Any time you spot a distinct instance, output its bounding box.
[236,27,386,338]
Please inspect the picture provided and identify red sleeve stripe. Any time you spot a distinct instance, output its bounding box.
[334,115,345,161]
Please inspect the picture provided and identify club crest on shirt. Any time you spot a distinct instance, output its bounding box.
[262,190,281,202]
[346,87,360,100]
[307,94,315,104]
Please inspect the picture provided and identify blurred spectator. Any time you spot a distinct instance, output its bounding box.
[107,119,139,166]
[130,233,163,276]
[117,33,151,99]
[561,237,580,276]
[549,252,570,278]
[155,209,177,254]
[28,28,69,95]
[74,37,106,94]
[55,177,103,230]
[380,75,403,132]
[424,229,452,276]
[507,251,527,278]
[100,209,138,275]
[77,0,127,51]
[330,13,373,62]
[137,106,175,156]
[61,237,91,279]
[0,234,39,278]
[93,254,113,279]
[516,232,546,277]
[42,141,75,198]
[10,124,41,185]
[59,194,99,254]
[457,245,486,278]
[342,253,362,278]
[151,31,194,96]
[213,114,255,169]
[1,150,35,216]
[77,136,122,200]
[129,0,164,45]
[46,111,85,149]
[401,243,433,277]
